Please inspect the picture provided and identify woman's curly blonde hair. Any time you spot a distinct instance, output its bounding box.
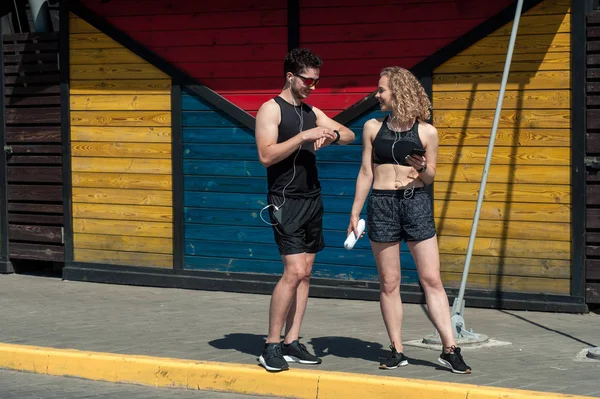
[380,67,431,125]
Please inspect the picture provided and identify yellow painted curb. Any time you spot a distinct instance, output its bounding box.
[0,343,593,399]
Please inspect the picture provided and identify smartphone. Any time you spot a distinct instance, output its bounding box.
[411,148,426,157]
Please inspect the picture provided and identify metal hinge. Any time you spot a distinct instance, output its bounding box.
[585,156,600,171]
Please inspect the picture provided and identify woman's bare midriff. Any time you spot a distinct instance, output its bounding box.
[372,163,424,190]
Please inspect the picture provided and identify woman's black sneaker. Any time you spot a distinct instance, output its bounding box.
[258,343,289,372]
[379,344,409,369]
[438,346,471,374]
[282,340,322,364]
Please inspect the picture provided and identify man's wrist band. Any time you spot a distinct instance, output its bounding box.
[332,129,341,144]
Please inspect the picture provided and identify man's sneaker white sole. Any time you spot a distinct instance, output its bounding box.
[258,355,288,372]
[283,355,320,364]
[379,359,409,369]
[437,357,470,374]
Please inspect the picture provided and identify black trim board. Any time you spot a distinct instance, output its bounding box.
[171,83,184,271]
[60,0,73,267]
[333,0,546,125]
[574,0,597,300]
[0,18,14,273]
[287,0,299,51]
[68,1,255,131]
[63,264,588,313]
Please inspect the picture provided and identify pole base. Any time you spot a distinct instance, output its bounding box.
[0,260,14,274]
[587,347,600,359]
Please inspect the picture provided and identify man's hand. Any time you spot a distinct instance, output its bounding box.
[302,127,336,151]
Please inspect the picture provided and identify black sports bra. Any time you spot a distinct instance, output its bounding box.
[372,117,424,165]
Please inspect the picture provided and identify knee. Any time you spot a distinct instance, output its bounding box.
[419,273,444,291]
[283,265,311,285]
[380,274,400,295]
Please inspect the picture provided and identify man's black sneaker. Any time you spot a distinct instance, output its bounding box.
[282,340,322,364]
[258,343,289,372]
[438,346,471,374]
[379,344,409,369]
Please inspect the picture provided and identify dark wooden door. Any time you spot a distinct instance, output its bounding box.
[2,32,64,263]
[586,12,600,305]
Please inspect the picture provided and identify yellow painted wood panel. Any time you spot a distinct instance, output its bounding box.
[69,16,97,34]
[70,79,171,95]
[436,53,570,74]
[73,219,172,238]
[489,14,570,36]
[70,33,124,49]
[71,126,171,143]
[433,109,570,129]
[433,182,570,204]
[74,249,172,268]
[71,111,171,127]
[72,142,171,159]
[435,165,570,184]
[438,254,570,278]
[438,235,570,260]
[71,95,171,111]
[523,0,570,16]
[70,48,149,65]
[440,272,569,294]
[70,64,168,80]
[459,33,570,56]
[72,203,172,222]
[438,128,570,147]
[433,71,570,92]
[69,13,173,269]
[435,218,569,241]
[72,158,171,174]
[72,172,172,190]
[74,233,173,255]
[72,187,172,206]
[433,90,570,110]
[435,201,570,223]
[437,146,569,166]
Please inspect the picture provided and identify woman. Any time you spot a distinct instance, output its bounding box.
[347,67,471,374]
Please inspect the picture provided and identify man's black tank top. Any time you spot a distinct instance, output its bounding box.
[267,96,320,197]
[372,116,424,165]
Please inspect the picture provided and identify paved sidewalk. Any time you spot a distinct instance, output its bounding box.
[0,274,599,397]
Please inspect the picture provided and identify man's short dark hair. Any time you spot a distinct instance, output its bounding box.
[284,48,322,77]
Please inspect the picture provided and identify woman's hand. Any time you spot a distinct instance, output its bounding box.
[347,215,366,239]
[405,154,426,172]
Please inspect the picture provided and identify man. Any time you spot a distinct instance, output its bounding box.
[255,48,355,372]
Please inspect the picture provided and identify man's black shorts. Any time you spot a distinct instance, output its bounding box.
[268,193,325,255]
[367,187,436,243]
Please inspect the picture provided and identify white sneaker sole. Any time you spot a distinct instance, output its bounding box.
[437,357,470,374]
[283,355,321,364]
[379,359,409,370]
[258,355,288,372]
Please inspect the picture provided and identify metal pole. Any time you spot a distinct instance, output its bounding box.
[452,0,525,320]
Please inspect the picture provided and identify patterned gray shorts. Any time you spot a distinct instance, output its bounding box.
[367,188,437,243]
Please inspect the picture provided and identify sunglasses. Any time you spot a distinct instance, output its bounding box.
[294,74,320,88]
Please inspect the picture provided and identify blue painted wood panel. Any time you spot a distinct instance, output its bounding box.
[182,91,417,282]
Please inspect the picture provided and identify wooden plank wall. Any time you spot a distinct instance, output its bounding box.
[2,32,64,262]
[432,0,572,294]
[586,11,600,304]
[69,15,173,268]
[80,0,287,117]
[182,93,418,282]
[298,0,514,116]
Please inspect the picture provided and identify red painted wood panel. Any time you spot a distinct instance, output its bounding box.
[80,0,514,117]
[300,0,514,115]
